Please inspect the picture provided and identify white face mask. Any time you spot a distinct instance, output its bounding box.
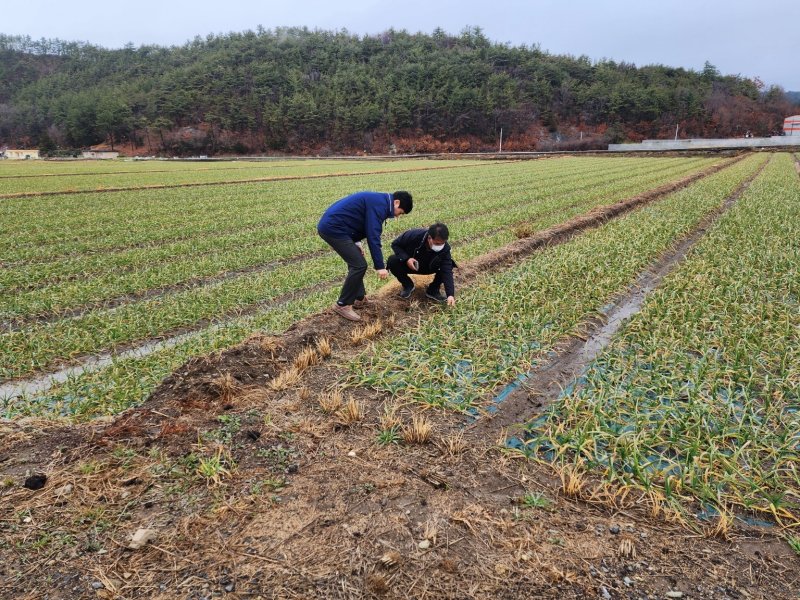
[431,243,445,252]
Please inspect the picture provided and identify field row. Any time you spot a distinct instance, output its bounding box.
[0,158,483,195]
[1,159,714,320]
[520,152,800,525]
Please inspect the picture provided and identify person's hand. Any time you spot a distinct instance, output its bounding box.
[376,269,389,280]
[406,258,419,271]
[355,241,365,256]
[446,296,456,307]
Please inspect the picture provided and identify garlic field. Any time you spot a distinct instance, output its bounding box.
[1,155,716,418]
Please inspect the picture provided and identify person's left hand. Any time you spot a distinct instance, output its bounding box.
[376,269,389,280]
[355,241,365,256]
[446,296,456,307]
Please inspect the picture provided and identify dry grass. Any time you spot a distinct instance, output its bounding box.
[557,463,585,498]
[512,222,535,239]
[423,520,439,543]
[350,319,383,345]
[288,416,328,438]
[315,336,332,358]
[211,373,241,404]
[703,509,734,540]
[337,397,364,425]
[268,367,302,392]
[402,414,432,444]
[319,389,344,414]
[618,537,637,559]
[379,550,401,568]
[293,346,322,371]
[297,386,311,402]
[379,403,402,431]
[438,432,467,457]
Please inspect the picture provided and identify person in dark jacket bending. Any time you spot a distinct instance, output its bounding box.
[317,190,413,321]
[387,222,456,307]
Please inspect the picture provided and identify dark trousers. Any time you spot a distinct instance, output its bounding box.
[386,255,444,291]
[319,232,367,306]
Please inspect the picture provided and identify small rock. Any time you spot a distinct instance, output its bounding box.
[24,474,47,490]
[91,581,105,590]
[600,586,612,600]
[224,583,235,593]
[23,516,33,524]
[55,483,74,496]
[123,572,132,580]
[418,540,431,550]
[128,528,157,550]
[347,450,357,457]
[609,524,621,535]
[623,576,633,586]
[287,464,299,474]
[666,592,684,599]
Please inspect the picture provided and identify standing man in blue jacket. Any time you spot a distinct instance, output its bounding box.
[317,190,413,321]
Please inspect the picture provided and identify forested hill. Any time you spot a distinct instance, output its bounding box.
[0,27,795,155]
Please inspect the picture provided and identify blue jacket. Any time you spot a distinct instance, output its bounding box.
[317,191,395,269]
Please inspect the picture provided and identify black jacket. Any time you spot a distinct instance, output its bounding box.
[390,228,456,297]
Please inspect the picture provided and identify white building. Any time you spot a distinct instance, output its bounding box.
[81,150,120,159]
[1,149,40,160]
[784,115,800,136]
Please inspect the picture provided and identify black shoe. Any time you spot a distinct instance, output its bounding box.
[398,284,415,299]
[425,289,447,303]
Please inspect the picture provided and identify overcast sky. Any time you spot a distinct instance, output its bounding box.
[4,0,799,90]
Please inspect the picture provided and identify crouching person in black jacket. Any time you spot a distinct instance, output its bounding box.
[386,222,456,307]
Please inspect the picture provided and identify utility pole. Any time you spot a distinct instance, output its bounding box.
[499,128,503,153]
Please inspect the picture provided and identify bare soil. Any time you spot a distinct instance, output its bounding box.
[3,155,798,599]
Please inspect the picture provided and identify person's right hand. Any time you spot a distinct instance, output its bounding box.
[406,258,419,271]
[376,269,389,280]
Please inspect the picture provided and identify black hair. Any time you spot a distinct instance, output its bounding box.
[393,191,413,214]
[427,222,449,241]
